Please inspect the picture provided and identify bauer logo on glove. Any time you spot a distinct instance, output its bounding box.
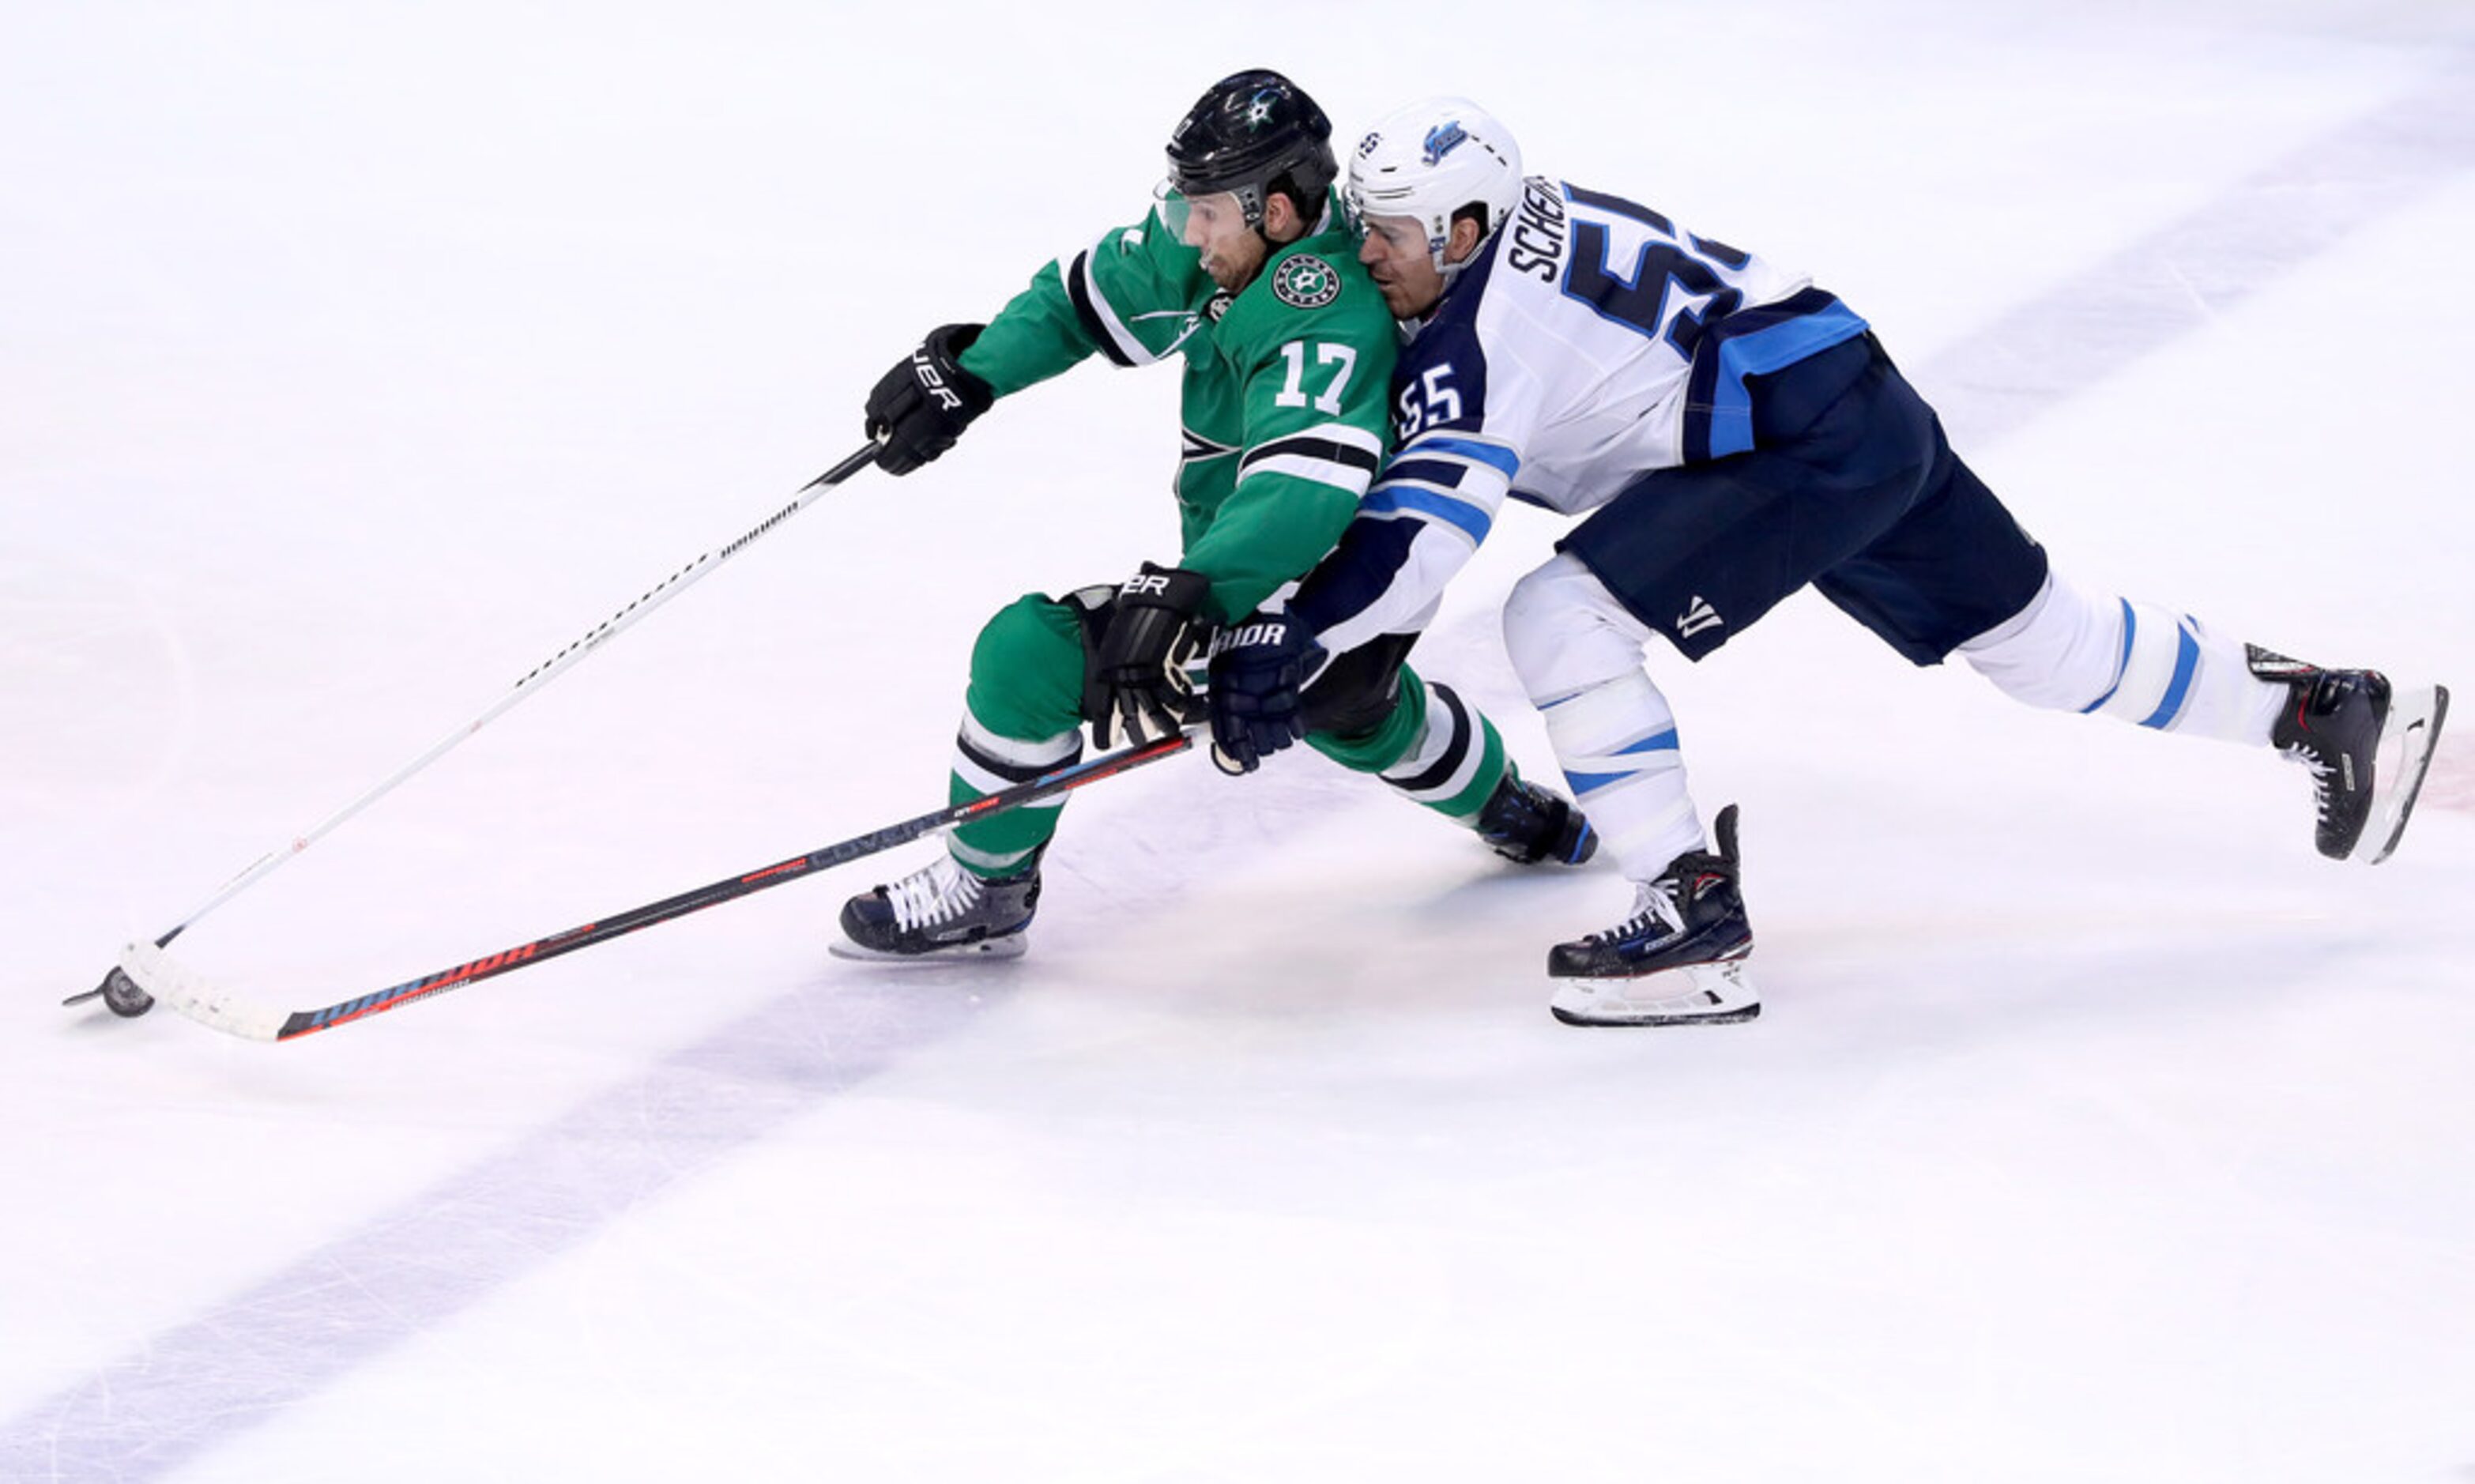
[1087,563,1212,749]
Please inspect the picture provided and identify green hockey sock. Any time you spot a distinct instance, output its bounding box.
[1308,668,1510,823]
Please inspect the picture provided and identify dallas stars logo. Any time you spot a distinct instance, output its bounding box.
[1245,89,1279,128]
[1272,254,1340,309]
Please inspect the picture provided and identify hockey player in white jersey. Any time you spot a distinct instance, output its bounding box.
[1205,98,2451,1027]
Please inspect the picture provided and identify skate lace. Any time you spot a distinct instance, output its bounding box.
[886,856,985,932]
[1594,874,1687,944]
[2281,741,2336,823]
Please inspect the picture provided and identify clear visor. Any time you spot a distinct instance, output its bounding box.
[1151,179,1250,243]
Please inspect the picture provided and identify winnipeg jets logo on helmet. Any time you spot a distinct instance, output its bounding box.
[1346,97,1525,274]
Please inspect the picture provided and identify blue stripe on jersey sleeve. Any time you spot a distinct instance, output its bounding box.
[1408,435,1521,480]
[1362,486,1493,544]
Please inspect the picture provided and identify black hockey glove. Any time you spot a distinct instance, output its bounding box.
[1087,563,1212,749]
[864,322,995,475]
[1206,612,1326,774]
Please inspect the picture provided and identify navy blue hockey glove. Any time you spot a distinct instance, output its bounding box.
[1206,612,1325,774]
[864,322,994,475]
[1087,563,1212,749]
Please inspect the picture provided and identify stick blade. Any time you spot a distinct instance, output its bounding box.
[119,940,286,1041]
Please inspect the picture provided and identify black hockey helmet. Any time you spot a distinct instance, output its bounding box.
[1164,69,1338,230]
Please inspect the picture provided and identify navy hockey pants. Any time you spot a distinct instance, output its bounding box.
[1558,333,2050,666]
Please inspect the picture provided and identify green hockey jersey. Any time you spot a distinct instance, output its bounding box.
[959,197,1396,624]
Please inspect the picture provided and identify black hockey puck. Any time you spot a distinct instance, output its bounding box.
[100,967,156,1019]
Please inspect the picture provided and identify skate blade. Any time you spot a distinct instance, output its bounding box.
[827,932,1030,964]
[2357,683,2449,865]
[1549,959,1761,1027]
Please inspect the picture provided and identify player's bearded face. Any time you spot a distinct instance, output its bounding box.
[1358,213,1446,320]
[1177,190,1268,291]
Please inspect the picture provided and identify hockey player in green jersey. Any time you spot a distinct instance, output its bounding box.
[835,70,1594,960]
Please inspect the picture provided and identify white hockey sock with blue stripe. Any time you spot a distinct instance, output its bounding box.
[1961,572,2283,744]
[1541,670,1705,879]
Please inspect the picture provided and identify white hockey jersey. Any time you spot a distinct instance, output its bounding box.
[1292,176,1870,653]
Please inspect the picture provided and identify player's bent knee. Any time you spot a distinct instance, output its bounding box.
[974,593,1083,668]
[968,593,1094,724]
[1505,553,1656,705]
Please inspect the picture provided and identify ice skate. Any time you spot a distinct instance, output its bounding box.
[2250,647,2451,864]
[1475,774,1598,866]
[1547,804,1757,1026]
[833,851,1042,961]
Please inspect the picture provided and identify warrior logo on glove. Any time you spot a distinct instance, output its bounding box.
[1214,619,1290,653]
[1205,611,1324,774]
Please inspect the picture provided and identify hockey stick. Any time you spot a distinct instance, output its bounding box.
[66,443,880,1017]
[107,729,1199,1043]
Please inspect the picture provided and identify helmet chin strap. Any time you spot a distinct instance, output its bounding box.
[1426,222,1494,306]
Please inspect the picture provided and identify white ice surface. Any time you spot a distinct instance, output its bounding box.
[5,2,2473,1481]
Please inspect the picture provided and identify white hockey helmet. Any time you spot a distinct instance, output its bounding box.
[1344,97,1524,273]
